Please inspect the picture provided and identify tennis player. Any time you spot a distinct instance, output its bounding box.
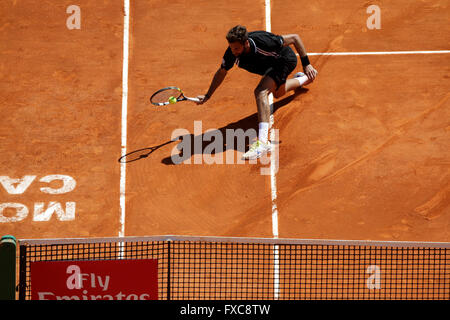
[196,25,318,160]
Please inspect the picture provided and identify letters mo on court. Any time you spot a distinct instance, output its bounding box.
[0,175,76,223]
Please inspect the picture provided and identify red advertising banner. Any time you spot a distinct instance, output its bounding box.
[30,259,158,300]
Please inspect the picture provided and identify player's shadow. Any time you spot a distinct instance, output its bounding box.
[118,88,307,164]
[161,88,308,165]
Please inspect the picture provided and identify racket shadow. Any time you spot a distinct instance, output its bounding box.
[161,88,308,165]
[118,140,174,163]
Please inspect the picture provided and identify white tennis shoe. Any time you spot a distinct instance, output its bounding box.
[242,140,272,160]
[293,72,305,78]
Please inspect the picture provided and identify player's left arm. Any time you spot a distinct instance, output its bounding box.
[281,34,318,81]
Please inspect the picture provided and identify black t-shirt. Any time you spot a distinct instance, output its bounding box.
[221,31,294,75]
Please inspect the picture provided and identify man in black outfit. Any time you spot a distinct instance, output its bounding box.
[197,25,318,160]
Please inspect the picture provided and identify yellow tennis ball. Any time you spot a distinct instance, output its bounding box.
[168,96,177,104]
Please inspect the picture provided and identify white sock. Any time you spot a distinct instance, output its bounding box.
[258,122,269,143]
[295,75,309,86]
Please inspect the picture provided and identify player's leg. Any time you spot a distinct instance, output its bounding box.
[242,75,276,160]
[254,75,277,124]
[272,47,311,98]
[254,75,277,144]
[274,73,312,98]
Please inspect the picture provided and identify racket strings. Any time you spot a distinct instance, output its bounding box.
[151,88,182,104]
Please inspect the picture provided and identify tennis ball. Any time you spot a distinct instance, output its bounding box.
[168,96,177,104]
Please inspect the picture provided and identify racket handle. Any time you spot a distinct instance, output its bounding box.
[186,97,200,102]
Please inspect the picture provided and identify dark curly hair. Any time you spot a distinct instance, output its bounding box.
[226,25,248,44]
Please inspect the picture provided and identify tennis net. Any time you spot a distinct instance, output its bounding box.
[18,235,449,300]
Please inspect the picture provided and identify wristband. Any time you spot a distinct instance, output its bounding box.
[300,55,310,67]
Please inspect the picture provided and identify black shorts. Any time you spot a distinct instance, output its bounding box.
[265,47,298,89]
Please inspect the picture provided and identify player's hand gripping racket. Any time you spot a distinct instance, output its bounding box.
[150,86,200,106]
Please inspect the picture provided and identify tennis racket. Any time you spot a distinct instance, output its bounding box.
[150,86,200,106]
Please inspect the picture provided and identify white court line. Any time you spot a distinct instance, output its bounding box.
[120,0,130,241]
[305,50,450,56]
[265,0,280,301]
[264,0,278,241]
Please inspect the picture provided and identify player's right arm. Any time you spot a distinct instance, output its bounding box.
[196,67,227,104]
[197,47,235,104]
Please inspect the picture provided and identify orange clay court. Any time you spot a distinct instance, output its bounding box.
[0,0,449,243]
